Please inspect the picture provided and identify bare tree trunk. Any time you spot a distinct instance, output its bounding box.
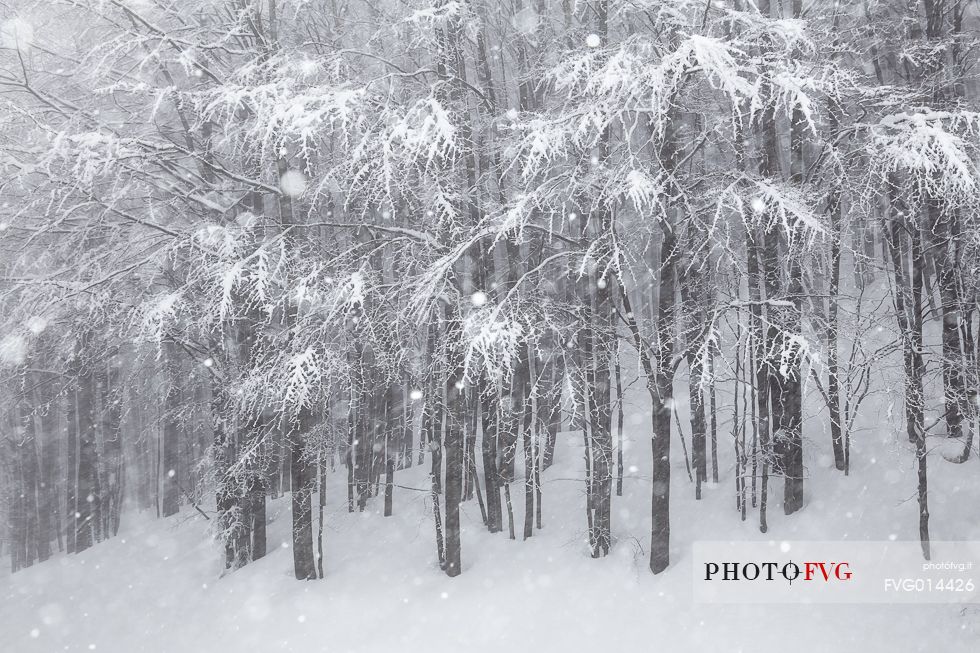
[614,355,624,496]
[443,307,464,577]
[317,454,326,578]
[621,210,676,573]
[384,457,394,517]
[781,0,807,516]
[31,378,57,562]
[161,340,181,517]
[66,384,78,554]
[885,176,930,560]
[480,382,502,533]
[679,262,708,500]
[522,354,535,539]
[290,409,317,580]
[73,347,100,553]
[748,231,770,533]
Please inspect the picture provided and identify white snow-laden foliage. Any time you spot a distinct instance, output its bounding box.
[868,110,980,199]
[196,55,368,161]
[388,98,459,171]
[341,271,367,311]
[759,63,824,134]
[619,169,665,212]
[137,293,183,350]
[462,308,527,382]
[711,177,825,242]
[193,225,242,259]
[404,1,461,27]
[538,32,754,162]
[0,333,28,367]
[47,131,142,185]
[283,347,322,412]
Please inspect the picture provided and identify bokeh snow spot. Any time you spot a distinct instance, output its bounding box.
[280,170,308,197]
[26,316,47,334]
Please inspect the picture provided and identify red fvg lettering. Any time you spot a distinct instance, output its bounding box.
[803,562,852,581]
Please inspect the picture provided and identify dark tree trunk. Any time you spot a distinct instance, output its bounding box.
[931,201,967,448]
[885,176,930,560]
[317,455,326,578]
[74,360,99,553]
[384,457,394,517]
[522,370,535,540]
[707,342,719,484]
[621,218,675,574]
[910,222,930,560]
[679,263,708,500]
[443,311,464,577]
[614,356,624,496]
[480,380,502,533]
[290,409,317,580]
[161,340,181,517]
[826,99,846,472]
[98,361,124,539]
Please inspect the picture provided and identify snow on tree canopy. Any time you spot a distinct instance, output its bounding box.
[0,2,978,650]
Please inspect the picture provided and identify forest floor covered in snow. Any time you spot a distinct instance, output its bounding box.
[3,397,980,653]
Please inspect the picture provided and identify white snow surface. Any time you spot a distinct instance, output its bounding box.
[3,402,980,652]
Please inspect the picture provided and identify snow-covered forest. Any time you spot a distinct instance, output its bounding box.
[2,0,980,651]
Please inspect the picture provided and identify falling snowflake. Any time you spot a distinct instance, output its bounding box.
[26,316,47,334]
[280,169,308,197]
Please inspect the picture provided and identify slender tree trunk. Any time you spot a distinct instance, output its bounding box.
[707,342,719,484]
[384,457,394,517]
[74,354,99,553]
[522,357,535,540]
[66,385,78,554]
[443,308,464,577]
[36,397,56,562]
[161,340,181,517]
[317,454,326,578]
[480,382,502,533]
[614,355,624,496]
[827,181,846,471]
[290,409,317,580]
[885,176,930,560]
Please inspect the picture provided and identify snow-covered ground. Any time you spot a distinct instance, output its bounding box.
[3,396,980,653]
